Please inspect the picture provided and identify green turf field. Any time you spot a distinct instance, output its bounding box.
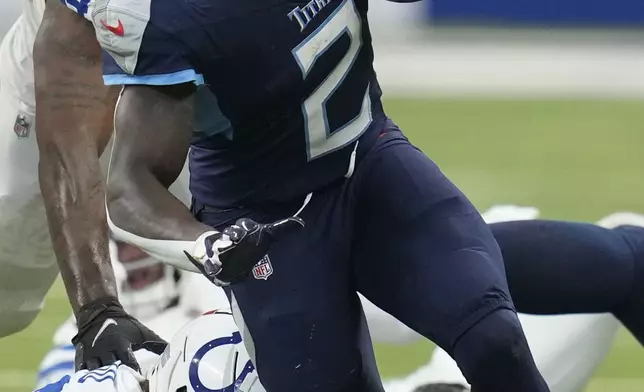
[1,98,643,391]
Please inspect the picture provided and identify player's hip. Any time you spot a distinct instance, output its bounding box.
[192,119,471,229]
[352,121,479,226]
[193,190,380,389]
[189,114,390,208]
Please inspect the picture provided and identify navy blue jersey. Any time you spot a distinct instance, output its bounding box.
[92,0,388,206]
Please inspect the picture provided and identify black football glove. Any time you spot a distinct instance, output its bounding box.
[72,297,167,372]
[185,216,304,286]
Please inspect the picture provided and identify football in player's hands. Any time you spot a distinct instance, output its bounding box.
[186,216,305,286]
[72,297,167,372]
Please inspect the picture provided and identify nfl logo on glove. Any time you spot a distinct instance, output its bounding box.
[252,255,273,280]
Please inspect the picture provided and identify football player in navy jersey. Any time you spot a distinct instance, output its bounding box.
[32,1,644,392]
[64,0,551,391]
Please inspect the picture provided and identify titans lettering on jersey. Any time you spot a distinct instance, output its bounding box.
[288,0,332,31]
[94,0,388,206]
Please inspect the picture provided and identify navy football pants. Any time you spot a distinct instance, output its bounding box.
[194,128,548,392]
[491,220,644,345]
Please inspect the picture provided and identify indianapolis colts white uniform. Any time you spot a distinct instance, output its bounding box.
[0,0,56,338]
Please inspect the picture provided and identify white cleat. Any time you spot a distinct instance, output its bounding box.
[481,204,541,224]
[596,212,644,229]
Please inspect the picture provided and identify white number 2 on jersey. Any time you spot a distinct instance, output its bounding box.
[292,0,373,161]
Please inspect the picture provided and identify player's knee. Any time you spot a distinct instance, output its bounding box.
[453,308,533,381]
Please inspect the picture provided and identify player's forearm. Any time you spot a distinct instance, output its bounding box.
[107,171,211,241]
[38,148,117,313]
[107,171,210,272]
[106,85,211,271]
[34,0,120,314]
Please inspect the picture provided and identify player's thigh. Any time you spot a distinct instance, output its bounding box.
[0,89,58,336]
[352,130,513,352]
[518,313,619,392]
[194,191,380,391]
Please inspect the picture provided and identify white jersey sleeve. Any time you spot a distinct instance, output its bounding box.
[34,363,145,392]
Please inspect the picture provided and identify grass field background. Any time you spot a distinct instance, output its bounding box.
[1,98,643,391]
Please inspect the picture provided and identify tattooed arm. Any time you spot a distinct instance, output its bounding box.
[34,0,118,314]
